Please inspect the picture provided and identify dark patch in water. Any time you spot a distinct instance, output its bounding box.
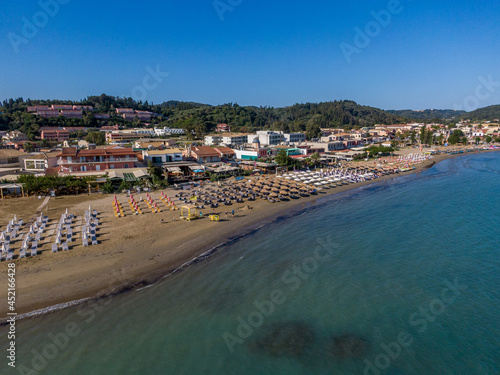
[198,285,245,313]
[250,321,315,358]
[328,334,369,359]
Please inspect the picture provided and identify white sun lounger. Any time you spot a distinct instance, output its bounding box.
[51,244,58,253]
[20,249,26,258]
[62,242,69,251]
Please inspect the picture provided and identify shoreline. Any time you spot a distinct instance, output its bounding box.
[0,149,496,323]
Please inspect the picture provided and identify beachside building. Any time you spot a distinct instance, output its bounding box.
[2,131,28,142]
[27,106,50,112]
[252,131,283,146]
[280,132,306,144]
[51,105,74,110]
[60,109,83,119]
[297,144,326,155]
[142,149,183,164]
[57,147,138,174]
[0,149,29,168]
[216,123,231,132]
[233,148,269,160]
[269,145,304,156]
[154,127,186,136]
[300,141,344,153]
[122,113,151,122]
[100,125,120,132]
[106,131,148,145]
[134,139,177,149]
[184,146,221,163]
[221,133,248,147]
[214,146,236,160]
[40,128,70,142]
[23,152,59,172]
[116,108,135,114]
[73,105,94,111]
[204,135,223,146]
[36,109,60,118]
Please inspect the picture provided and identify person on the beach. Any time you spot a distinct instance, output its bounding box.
[232,209,235,218]
[225,210,228,218]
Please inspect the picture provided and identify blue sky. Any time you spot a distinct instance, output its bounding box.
[1,0,500,110]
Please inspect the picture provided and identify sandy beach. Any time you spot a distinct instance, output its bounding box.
[0,149,494,320]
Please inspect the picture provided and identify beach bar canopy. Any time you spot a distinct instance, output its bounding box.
[166,166,182,173]
[108,169,149,182]
[0,183,24,199]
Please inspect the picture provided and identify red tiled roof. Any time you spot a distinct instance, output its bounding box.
[60,147,77,155]
[192,146,220,157]
[214,147,236,154]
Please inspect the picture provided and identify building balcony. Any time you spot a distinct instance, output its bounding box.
[58,157,138,164]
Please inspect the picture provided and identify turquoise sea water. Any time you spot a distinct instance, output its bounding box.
[3,151,500,375]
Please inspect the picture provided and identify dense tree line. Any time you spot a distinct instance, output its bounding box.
[388,109,466,122]
[460,105,500,122]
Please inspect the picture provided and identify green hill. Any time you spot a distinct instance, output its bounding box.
[388,109,466,120]
[460,105,500,121]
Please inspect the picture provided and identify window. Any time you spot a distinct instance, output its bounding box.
[96,165,101,171]
[124,164,129,169]
[110,164,114,169]
[80,166,87,171]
